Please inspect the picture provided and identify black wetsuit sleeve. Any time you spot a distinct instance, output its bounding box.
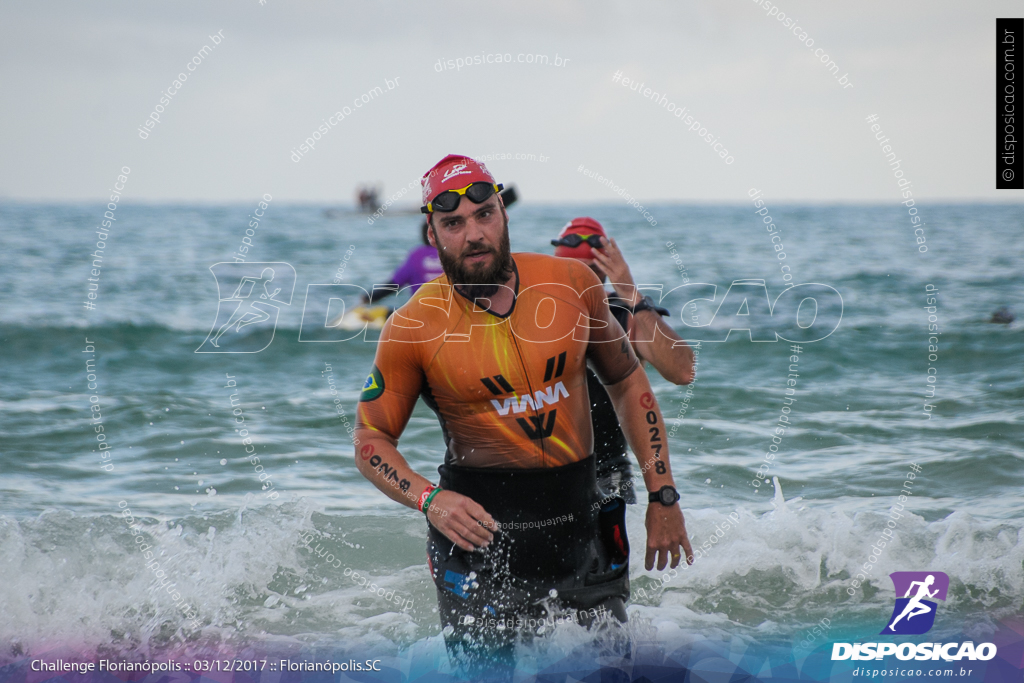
[607,294,632,333]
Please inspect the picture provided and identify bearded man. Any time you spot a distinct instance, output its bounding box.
[353,154,692,672]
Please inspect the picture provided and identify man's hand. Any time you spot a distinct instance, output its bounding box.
[592,237,641,306]
[426,490,497,552]
[645,502,693,570]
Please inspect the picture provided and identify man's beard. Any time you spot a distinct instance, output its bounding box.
[435,217,514,301]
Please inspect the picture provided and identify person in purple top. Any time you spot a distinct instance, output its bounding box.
[361,221,444,304]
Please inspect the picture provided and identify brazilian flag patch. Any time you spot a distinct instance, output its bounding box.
[360,365,385,402]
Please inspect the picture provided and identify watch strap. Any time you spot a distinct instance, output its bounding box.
[631,295,670,317]
[648,485,679,505]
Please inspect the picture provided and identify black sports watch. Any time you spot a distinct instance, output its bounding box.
[648,485,680,506]
[629,295,670,317]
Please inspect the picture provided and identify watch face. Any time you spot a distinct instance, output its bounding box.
[661,487,678,505]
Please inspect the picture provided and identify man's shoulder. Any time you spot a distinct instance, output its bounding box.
[514,252,574,273]
[396,275,451,313]
[514,253,602,293]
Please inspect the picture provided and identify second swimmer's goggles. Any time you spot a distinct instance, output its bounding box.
[550,233,604,249]
[421,182,503,214]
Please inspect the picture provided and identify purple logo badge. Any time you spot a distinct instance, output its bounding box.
[881,571,949,635]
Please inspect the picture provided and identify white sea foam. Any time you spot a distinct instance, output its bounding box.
[0,482,1020,662]
[626,479,1023,640]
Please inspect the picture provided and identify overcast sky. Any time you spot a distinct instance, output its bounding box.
[1,0,1020,204]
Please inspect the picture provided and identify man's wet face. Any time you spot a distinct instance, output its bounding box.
[429,195,513,297]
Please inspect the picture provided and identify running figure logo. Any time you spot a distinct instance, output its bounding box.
[197,262,296,353]
[880,571,949,635]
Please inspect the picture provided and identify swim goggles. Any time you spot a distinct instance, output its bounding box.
[421,182,504,214]
[550,233,604,249]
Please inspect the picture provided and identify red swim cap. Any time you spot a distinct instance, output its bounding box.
[421,154,498,209]
[553,217,608,259]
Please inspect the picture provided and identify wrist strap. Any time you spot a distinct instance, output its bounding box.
[418,484,437,513]
[423,487,442,514]
[631,295,670,317]
[420,485,442,514]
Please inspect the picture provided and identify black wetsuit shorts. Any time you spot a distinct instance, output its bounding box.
[426,456,630,668]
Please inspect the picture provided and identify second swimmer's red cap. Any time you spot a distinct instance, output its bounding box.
[553,217,608,259]
[421,154,497,209]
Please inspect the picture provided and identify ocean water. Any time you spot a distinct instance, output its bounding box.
[1,201,1022,675]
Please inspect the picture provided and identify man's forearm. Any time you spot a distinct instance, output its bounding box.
[631,311,695,385]
[353,430,434,510]
[605,368,676,494]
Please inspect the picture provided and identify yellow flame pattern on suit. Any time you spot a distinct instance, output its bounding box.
[356,253,638,469]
